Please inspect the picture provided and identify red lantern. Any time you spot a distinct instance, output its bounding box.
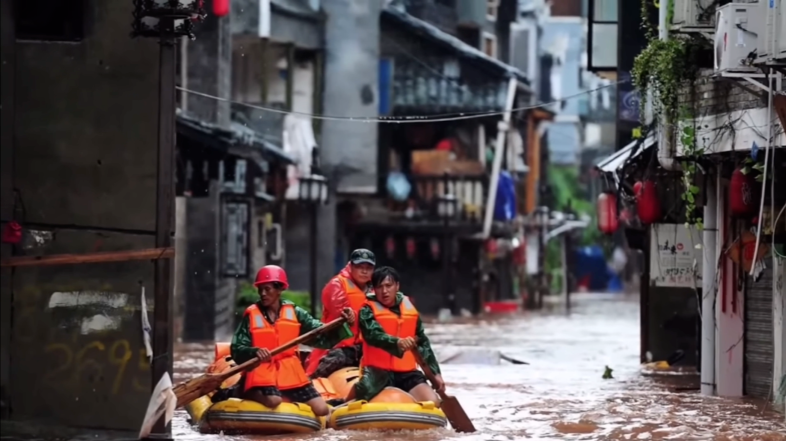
[512,237,526,266]
[729,167,757,217]
[633,181,643,197]
[405,237,416,259]
[385,236,396,259]
[484,238,498,258]
[1,221,22,244]
[430,238,440,259]
[635,180,661,225]
[213,0,230,17]
[597,192,618,235]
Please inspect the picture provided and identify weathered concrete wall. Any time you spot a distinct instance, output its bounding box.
[182,180,239,342]
[318,0,382,295]
[0,0,164,432]
[174,197,188,342]
[186,0,231,126]
[322,0,380,195]
[285,204,313,293]
[232,0,323,49]
[184,183,220,342]
[0,0,15,420]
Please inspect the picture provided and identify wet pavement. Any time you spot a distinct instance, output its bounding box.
[173,293,786,441]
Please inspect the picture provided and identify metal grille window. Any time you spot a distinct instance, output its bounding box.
[222,201,249,277]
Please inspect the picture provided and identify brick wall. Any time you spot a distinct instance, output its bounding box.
[679,69,767,117]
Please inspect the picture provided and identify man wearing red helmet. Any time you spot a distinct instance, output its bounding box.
[304,248,375,379]
[231,265,355,416]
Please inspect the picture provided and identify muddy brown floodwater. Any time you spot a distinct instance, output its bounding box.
[173,293,786,441]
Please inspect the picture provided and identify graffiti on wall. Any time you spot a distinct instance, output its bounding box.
[12,285,151,417]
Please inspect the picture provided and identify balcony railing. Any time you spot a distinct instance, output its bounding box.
[387,173,488,224]
[231,102,284,147]
[391,60,509,114]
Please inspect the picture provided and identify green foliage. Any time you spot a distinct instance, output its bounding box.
[547,164,600,246]
[740,156,772,183]
[632,0,707,229]
[235,282,315,317]
[679,122,703,229]
[632,37,692,124]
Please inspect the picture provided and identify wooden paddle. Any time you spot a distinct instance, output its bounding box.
[412,349,476,433]
[173,317,347,408]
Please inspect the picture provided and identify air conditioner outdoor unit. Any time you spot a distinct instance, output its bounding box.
[672,0,722,33]
[714,2,764,73]
[757,0,786,62]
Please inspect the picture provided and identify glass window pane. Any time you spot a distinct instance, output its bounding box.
[593,0,617,22]
[590,23,618,69]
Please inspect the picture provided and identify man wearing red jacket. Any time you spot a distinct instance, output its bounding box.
[304,249,375,378]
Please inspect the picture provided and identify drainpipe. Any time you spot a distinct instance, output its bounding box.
[700,172,718,396]
[482,77,518,239]
[656,0,680,171]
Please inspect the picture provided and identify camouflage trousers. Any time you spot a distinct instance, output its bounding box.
[311,345,363,379]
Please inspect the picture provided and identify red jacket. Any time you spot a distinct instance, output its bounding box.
[305,264,365,377]
[320,263,354,322]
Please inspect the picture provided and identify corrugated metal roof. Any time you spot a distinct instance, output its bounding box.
[176,112,295,164]
[595,136,657,175]
[381,6,530,86]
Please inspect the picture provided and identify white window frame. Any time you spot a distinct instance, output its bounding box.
[486,0,498,21]
[482,32,498,59]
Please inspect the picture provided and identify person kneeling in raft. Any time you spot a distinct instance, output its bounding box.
[230,265,356,417]
[352,266,445,403]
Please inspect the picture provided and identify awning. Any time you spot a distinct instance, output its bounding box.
[381,6,530,88]
[595,135,656,177]
[176,112,296,166]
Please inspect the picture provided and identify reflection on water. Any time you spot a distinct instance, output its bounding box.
[173,293,786,440]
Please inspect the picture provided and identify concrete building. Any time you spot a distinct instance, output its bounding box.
[334,0,558,314]
[591,0,786,415]
[175,0,307,341]
[1,0,179,437]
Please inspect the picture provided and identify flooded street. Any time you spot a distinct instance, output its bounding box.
[173,293,786,440]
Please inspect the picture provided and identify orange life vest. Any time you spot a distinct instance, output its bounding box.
[361,296,419,372]
[312,377,341,401]
[243,303,311,391]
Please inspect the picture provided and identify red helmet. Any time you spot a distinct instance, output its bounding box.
[254,265,289,289]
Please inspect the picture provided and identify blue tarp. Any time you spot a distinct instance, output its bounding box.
[494,171,516,221]
[572,246,611,291]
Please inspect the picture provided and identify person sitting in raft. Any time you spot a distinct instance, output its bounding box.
[305,248,375,379]
[230,265,356,417]
[352,266,445,403]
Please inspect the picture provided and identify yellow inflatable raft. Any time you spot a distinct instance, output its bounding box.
[185,344,447,434]
[329,388,447,431]
[187,395,325,434]
[324,367,447,431]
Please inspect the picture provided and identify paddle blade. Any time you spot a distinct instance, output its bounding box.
[440,394,476,433]
[173,373,224,408]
